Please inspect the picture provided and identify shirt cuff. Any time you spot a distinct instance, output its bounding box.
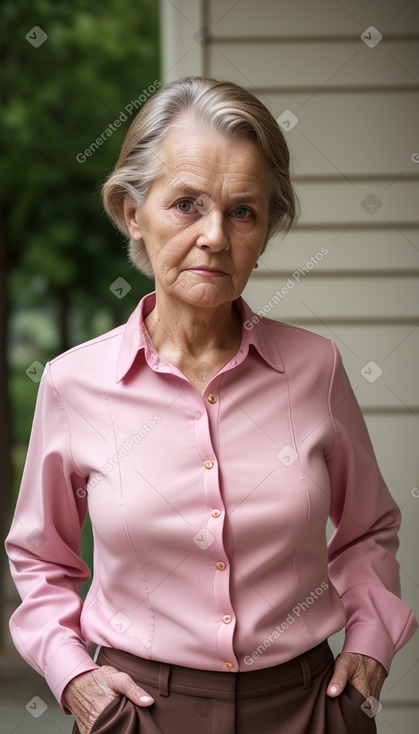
[341,610,418,675]
[44,643,100,712]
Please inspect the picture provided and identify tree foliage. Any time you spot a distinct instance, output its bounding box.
[1,0,159,434]
[2,0,158,327]
[0,0,160,623]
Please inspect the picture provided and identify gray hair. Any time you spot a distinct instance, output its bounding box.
[102,76,299,278]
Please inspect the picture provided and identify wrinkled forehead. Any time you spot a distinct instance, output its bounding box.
[155,115,272,199]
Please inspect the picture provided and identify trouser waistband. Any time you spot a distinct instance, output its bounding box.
[97,640,333,701]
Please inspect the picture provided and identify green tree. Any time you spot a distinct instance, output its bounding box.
[0,0,160,645]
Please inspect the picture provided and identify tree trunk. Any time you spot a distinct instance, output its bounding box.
[57,288,71,354]
[0,210,15,650]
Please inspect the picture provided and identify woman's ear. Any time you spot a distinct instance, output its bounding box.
[123,199,142,241]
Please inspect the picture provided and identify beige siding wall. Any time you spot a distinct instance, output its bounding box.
[160,1,419,730]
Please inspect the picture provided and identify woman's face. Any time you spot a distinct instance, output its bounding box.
[124,114,272,311]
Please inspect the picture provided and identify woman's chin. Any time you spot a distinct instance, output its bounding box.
[170,279,237,310]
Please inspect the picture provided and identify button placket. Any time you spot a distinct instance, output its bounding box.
[190,381,237,672]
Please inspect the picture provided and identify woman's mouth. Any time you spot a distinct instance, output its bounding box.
[187,266,227,277]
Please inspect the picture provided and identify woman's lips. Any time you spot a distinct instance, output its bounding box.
[187,267,227,277]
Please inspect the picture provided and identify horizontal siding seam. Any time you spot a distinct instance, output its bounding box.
[207,35,419,44]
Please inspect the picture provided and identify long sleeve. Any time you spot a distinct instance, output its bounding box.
[325,343,417,673]
[5,363,99,708]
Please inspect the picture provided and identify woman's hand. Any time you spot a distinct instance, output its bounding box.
[327,652,386,701]
[63,665,154,734]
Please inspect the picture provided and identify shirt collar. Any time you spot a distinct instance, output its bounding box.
[116,291,285,383]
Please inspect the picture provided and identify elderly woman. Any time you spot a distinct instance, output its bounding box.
[6,77,417,734]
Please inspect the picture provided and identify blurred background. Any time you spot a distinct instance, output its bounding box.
[1,1,159,730]
[1,0,418,732]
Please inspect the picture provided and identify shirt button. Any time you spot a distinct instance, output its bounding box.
[204,460,214,469]
[208,394,217,404]
[211,509,221,518]
[222,615,232,624]
[223,661,234,670]
[216,561,226,570]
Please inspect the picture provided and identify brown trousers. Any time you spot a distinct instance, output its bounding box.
[73,641,377,734]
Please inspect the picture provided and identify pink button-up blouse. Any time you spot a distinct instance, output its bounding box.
[5,292,417,708]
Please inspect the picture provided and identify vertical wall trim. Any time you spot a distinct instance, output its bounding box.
[202,0,209,77]
[159,0,205,84]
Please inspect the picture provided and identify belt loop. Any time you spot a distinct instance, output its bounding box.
[159,662,171,696]
[298,652,312,689]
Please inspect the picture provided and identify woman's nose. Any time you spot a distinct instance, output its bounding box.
[195,207,230,252]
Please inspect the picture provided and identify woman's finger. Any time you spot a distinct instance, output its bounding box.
[108,669,154,706]
[326,653,354,697]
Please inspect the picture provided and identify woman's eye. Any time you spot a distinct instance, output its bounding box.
[232,207,250,219]
[176,199,195,213]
